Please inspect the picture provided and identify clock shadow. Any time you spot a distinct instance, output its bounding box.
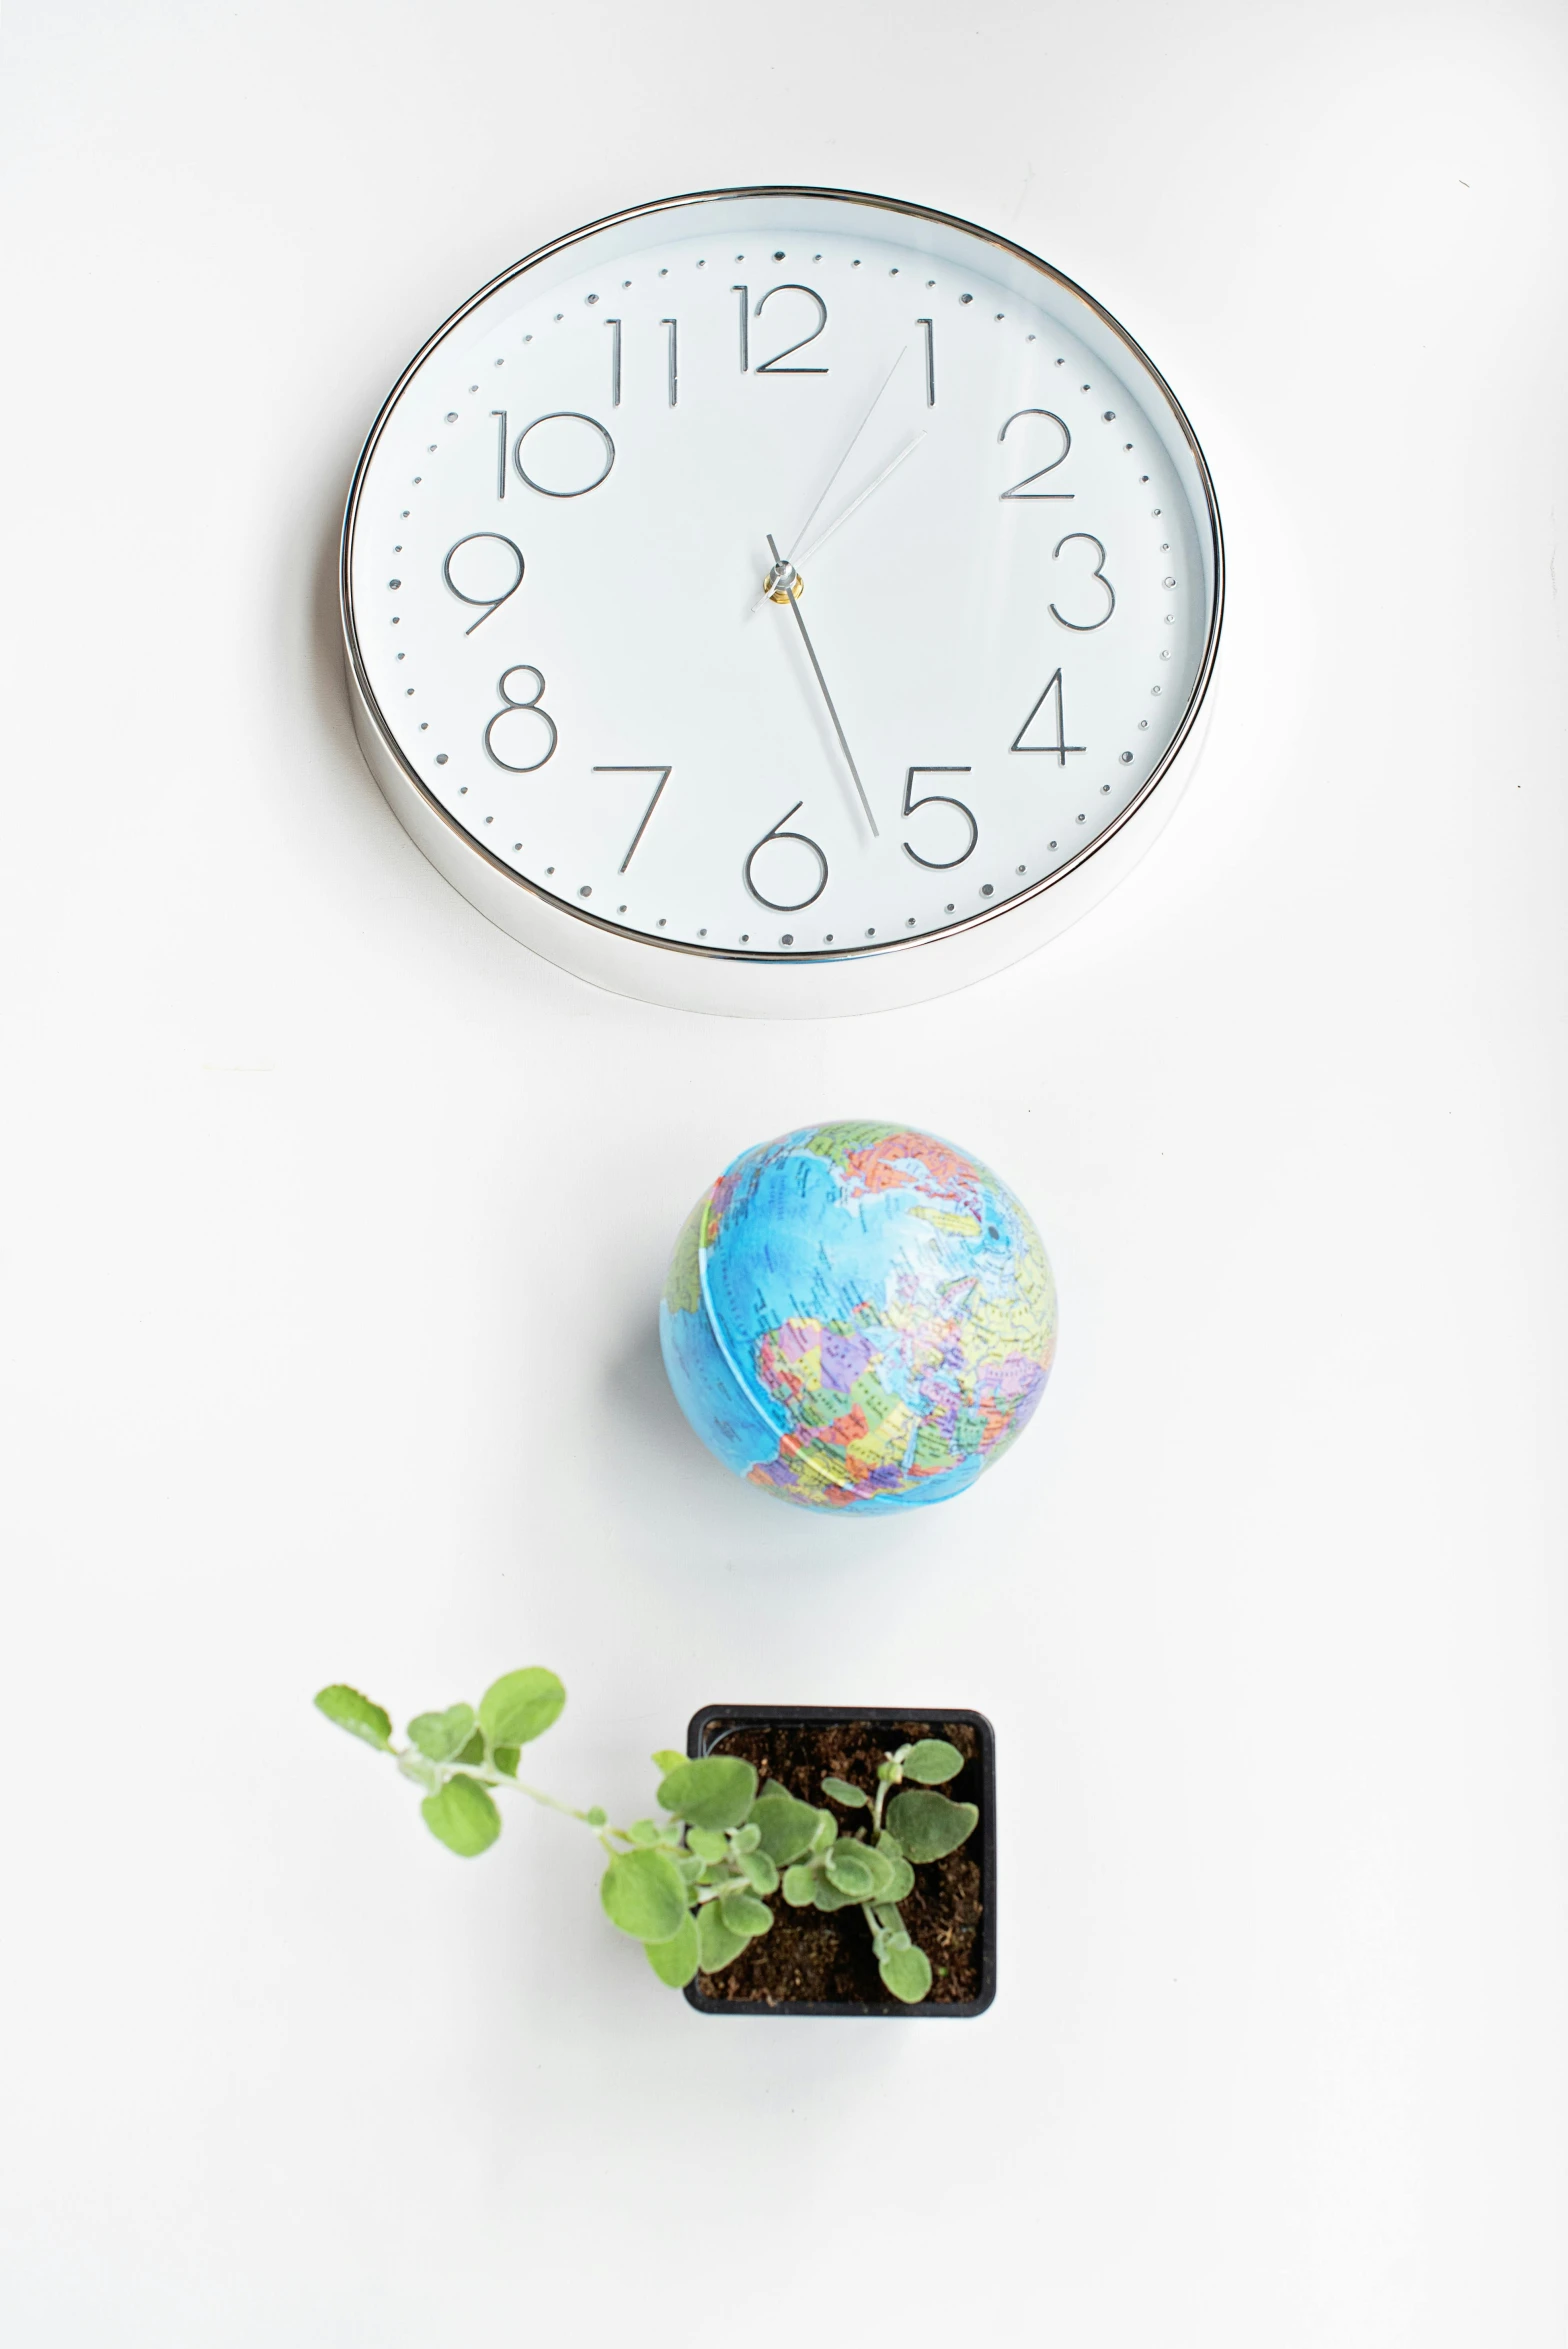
[302,496,388,817]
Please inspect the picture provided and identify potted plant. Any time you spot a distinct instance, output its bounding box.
[314,1671,995,2015]
[682,1705,994,2017]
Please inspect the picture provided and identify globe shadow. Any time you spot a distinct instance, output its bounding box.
[604,1315,686,1453]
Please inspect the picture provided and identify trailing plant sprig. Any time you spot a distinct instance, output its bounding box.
[314,1674,977,2004]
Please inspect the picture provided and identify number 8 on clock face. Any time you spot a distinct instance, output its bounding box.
[341,186,1223,1017]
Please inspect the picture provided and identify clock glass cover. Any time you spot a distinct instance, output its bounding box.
[342,187,1222,1009]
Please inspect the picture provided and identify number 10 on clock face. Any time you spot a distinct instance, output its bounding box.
[343,188,1221,1008]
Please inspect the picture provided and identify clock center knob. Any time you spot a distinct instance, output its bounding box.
[764,557,804,605]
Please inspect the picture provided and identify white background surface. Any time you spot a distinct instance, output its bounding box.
[3,3,1566,2342]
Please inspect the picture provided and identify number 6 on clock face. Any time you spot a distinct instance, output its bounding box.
[745,803,829,912]
[342,187,1223,1016]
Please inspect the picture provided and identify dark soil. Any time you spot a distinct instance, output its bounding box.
[693,1718,984,2008]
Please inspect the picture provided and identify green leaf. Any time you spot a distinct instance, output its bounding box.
[600,1848,689,1943]
[902,1739,964,1785]
[821,1776,868,1807]
[696,1902,749,1973]
[879,1945,932,2004]
[731,1823,761,1855]
[492,1745,520,1778]
[875,1832,914,1898]
[863,1846,897,1899]
[420,1774,501,1857]
[651,1749,686,1775]
[314,1685,392,1750]
[738,1850,779,1896]
[407,1704,477,1763]
[885,1790,979,1864]
[823,1840,879,1898]
[456,1729,486,1765]
[749,1794,821,1866]
[656,1757,758,1833]
[406,1704,475,1763]
[810,1810,837,1852]
[478,1668,565,1749]
[754,1778,790,1800]
[645,1912,700,1988]
[878,1853,915,1902]
[782,1865,817,1907]
[718,1890,773,1940]
[585,1805,607,1828]
[687,1826,728,1863]
[811,1877,861,1912]
[626,1820,659,1846]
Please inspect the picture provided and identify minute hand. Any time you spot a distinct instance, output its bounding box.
[765,533,879,840]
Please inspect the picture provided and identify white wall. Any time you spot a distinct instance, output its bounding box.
[3,3,1566,2341]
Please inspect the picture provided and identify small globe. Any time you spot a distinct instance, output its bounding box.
[659,1121,1057,1514]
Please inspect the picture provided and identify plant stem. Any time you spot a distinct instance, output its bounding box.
[694,1871,745,1905]
[871,1756,896,1837]
[506,1777,604,1825]
[398,1744,632,1841]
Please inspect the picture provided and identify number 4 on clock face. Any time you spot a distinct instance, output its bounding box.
[1010,671,1084,765]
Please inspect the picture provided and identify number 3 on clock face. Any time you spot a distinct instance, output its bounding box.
[341,187,1223,1017]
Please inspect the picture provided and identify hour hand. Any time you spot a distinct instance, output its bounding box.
[748,430,926,616]
[792,431,925,571]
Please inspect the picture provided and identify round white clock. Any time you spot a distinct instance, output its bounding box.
[341,187,1222,1017]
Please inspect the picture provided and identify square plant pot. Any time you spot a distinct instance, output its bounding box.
[683,1705,996,2017]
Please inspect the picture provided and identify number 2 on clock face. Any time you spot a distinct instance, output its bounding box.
[346,190,1217,977]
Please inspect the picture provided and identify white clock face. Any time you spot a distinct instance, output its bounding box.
[344,190,1220,974]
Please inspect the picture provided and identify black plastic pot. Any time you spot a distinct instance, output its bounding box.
[684,1704,996,2018]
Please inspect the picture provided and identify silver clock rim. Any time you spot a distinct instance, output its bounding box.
[339,182,1225,973]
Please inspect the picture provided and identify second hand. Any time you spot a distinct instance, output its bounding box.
[764,533,879,840]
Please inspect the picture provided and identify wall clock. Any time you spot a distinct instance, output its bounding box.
[340,187,1222,1018]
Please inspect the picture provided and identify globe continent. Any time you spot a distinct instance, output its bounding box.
[659,1121,1057,1514]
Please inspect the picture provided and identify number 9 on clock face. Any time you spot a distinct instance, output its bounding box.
[341,186,1223,1017]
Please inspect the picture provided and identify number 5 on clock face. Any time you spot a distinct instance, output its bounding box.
[342,188,1222,1015]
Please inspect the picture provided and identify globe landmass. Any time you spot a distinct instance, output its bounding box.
[659,1121,1056,1514]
